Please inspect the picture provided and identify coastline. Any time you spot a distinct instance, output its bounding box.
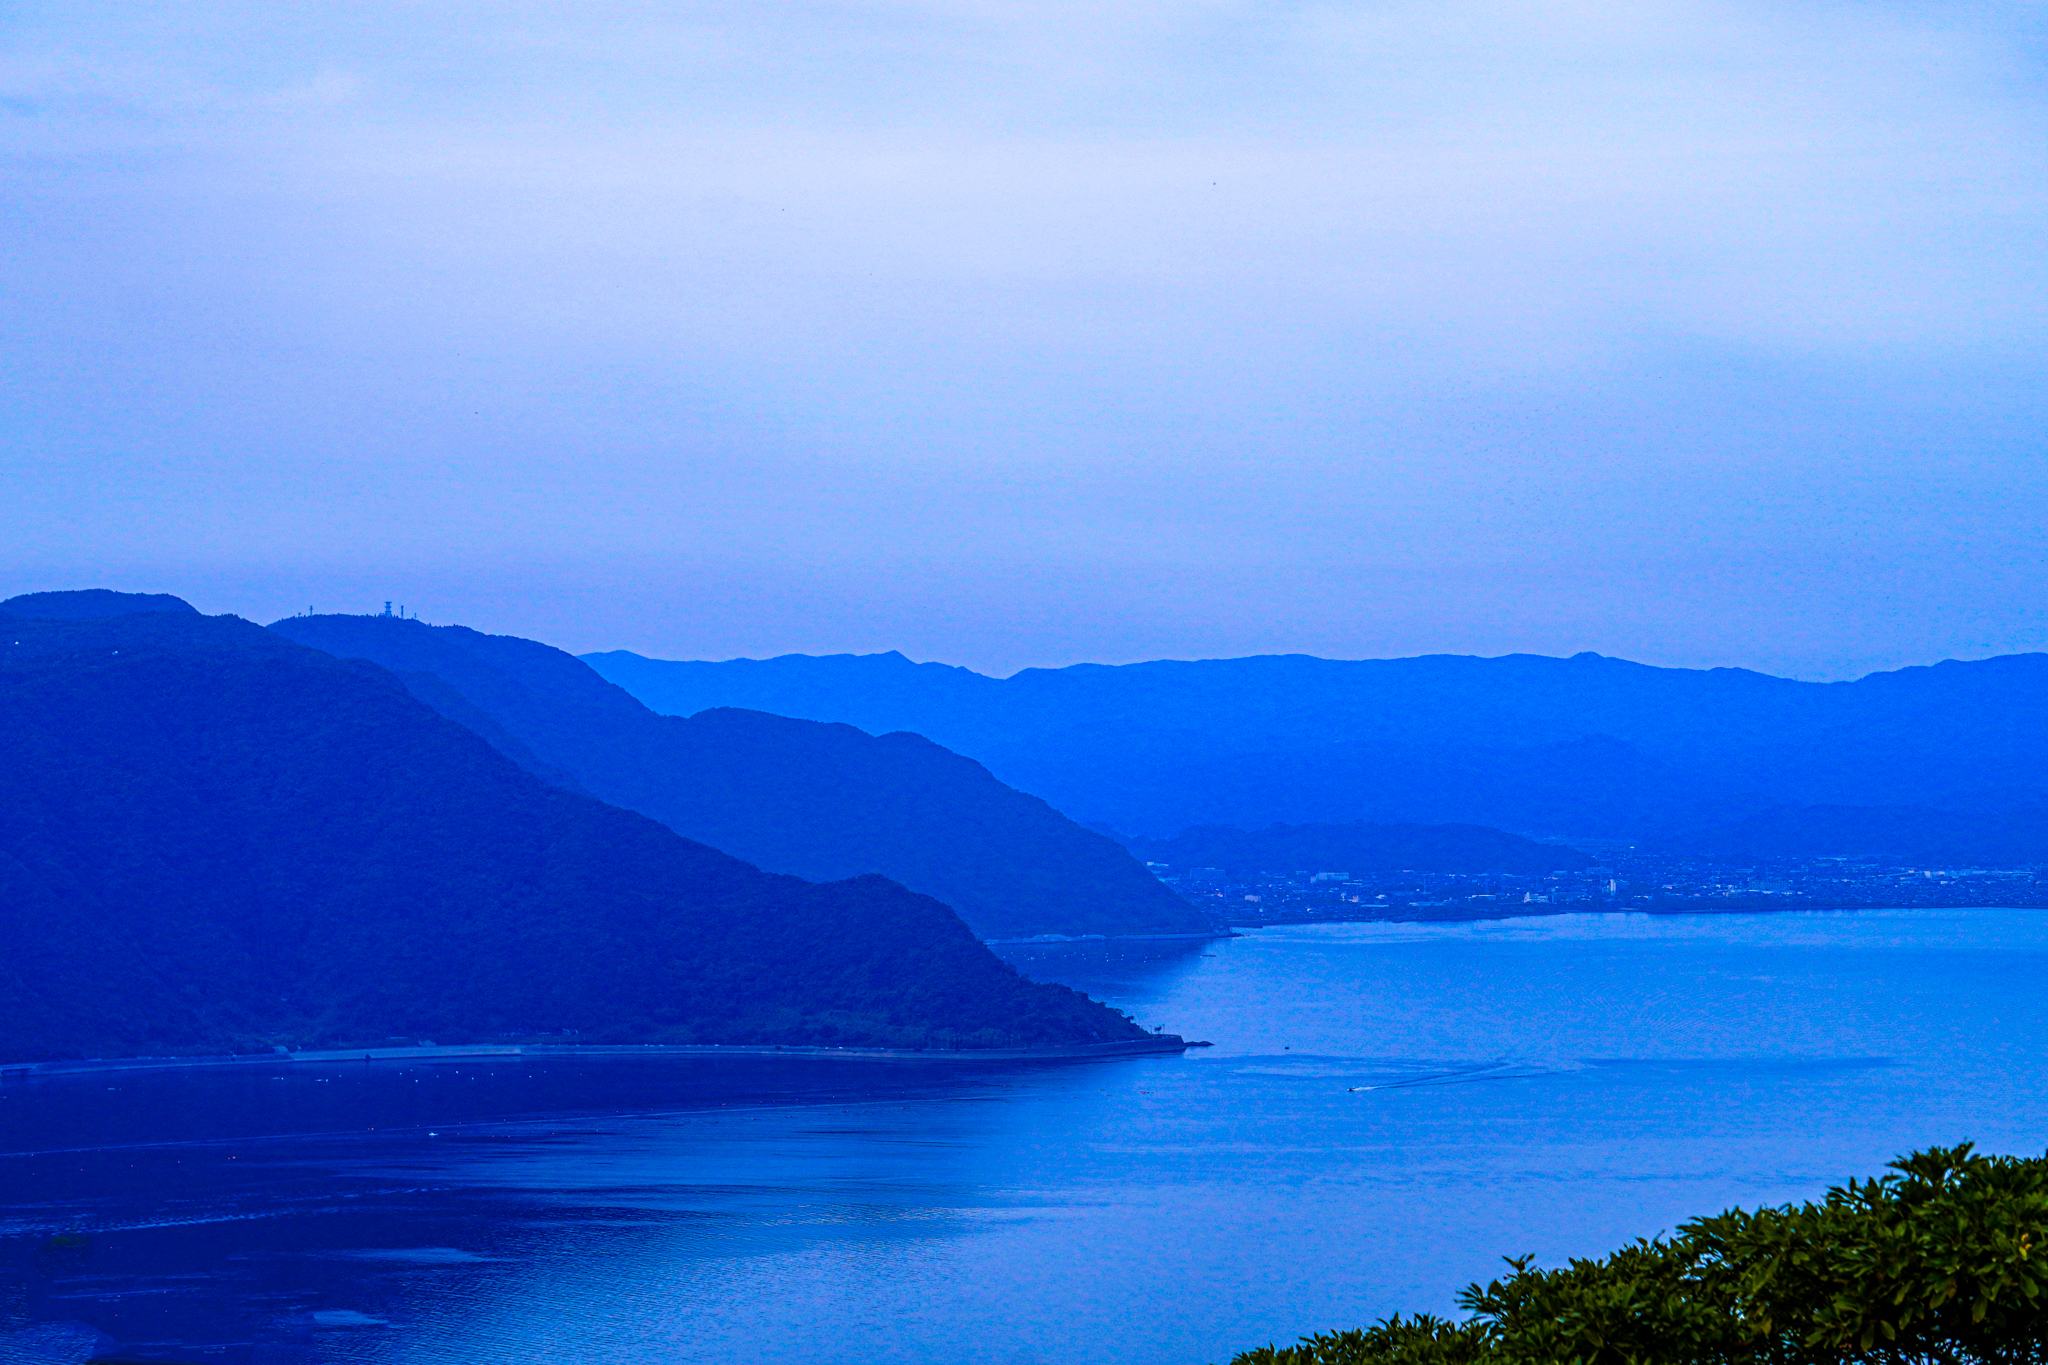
[1226,899,2048,930]
[0,1035,1192,1081]
[983,930,1233,944]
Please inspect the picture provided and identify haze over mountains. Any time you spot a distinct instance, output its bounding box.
[12,580,2039,1073]
[268,615,1210,940]
[1653,806,2048,866]
[1125,823,1596,877]
[0,598,1145,1061]
[587,649,2048,843]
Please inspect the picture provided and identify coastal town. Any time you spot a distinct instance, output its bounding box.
[1152,853,2048,926]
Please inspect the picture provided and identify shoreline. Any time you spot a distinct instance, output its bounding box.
[1226,900,2048,930]
[983,930,1232,945]
[0,1035,1192,1081]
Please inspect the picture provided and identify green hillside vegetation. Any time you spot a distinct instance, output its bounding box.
[0,607,1146,1061]
[1232,1144,2046,1365]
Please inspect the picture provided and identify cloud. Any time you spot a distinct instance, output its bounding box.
[3,0,2046,673]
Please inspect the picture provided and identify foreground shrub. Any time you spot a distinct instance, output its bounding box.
[1232,1144,2047,1364]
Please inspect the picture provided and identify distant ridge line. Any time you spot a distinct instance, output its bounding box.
[584,646,2048,842]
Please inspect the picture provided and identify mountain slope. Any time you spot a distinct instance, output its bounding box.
[268,615,1210,939]
[584,648,2048,838]
[1125,821,1595,875]
[0,607,1145,1062]
[1656,805,2048,865]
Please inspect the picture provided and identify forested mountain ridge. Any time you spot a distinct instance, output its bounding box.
[271,615,1211,939]
[0,606,1146,1062]
[585,648,2048,838]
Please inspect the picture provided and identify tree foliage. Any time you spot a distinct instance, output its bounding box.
[1234,1145,2047,1365]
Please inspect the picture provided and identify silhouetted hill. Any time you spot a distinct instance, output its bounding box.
[1656,805,2048,865]
[585,648,2048,840]
[0,608,1145,1062]
[2,589,196,619]
[269,616,1210,939]
[1125,821,1596,875]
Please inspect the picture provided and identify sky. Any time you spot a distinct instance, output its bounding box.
[4,1,2046,679]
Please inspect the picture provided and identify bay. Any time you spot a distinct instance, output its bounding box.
[4,908,2047,1365]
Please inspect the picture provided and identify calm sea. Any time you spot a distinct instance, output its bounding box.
[4,909,2046,1365]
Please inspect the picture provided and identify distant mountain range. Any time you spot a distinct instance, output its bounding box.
[0,599,1145,1062]
[1656,805,2048,866]
[586,648,2048,839]
[269,615,1210,940]
[1123,822,1596,876]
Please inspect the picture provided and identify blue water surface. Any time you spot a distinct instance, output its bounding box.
[3,909,2046,1365]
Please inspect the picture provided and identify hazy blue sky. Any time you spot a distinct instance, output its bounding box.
[5,1,2045,677]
